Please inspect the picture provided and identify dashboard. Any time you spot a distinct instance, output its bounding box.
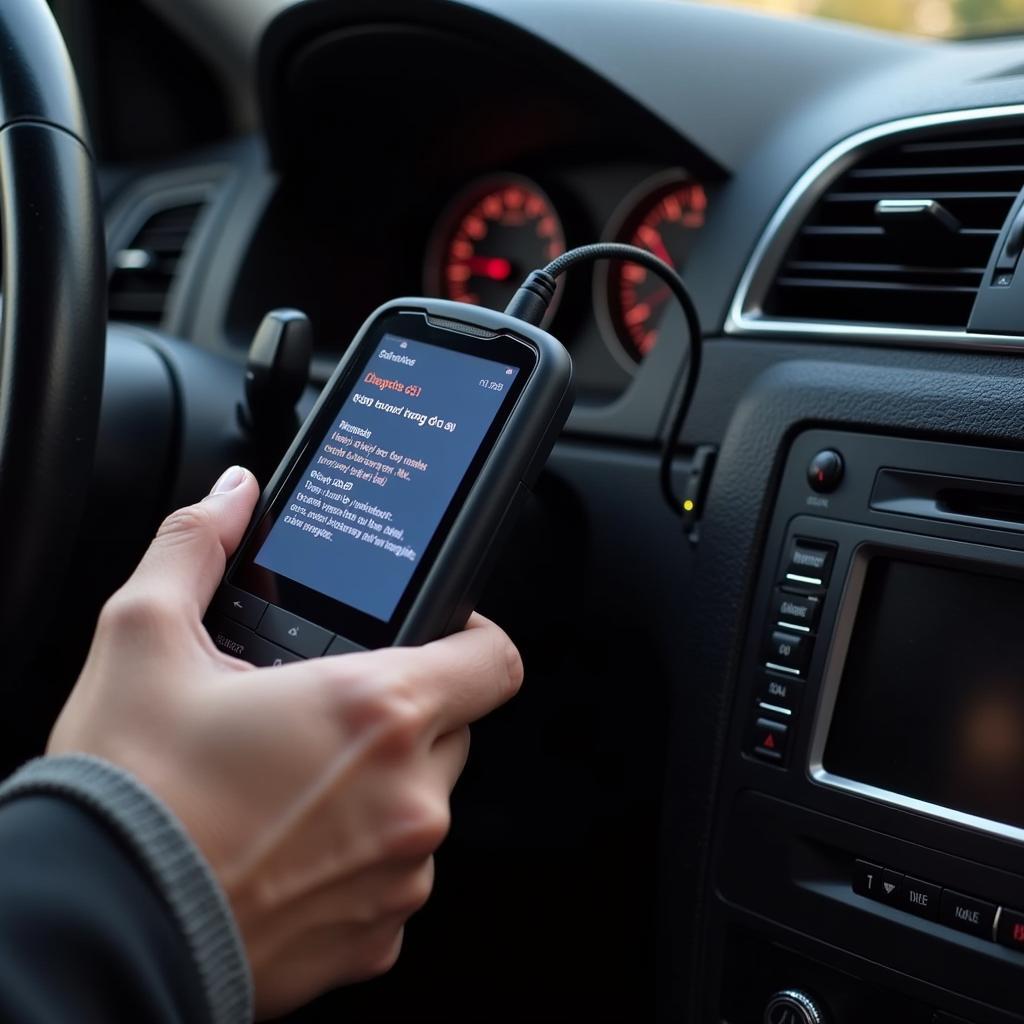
[92,1,1024,1022]
[216,155,716,400]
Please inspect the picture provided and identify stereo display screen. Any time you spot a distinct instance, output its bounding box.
[824,558,1024,831]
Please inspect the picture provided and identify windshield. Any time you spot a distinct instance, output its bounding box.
[693,0,1024,39]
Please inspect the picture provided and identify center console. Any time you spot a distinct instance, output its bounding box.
[705,428,1024,1023]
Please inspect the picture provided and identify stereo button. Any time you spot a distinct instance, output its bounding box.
[784,540,836,589]
[750,717,788,764]
[996,906,1024,952]
[757,674,804,711]
[853,859,884,900]
[940,890,996,940]
[879,869,904,905]
[807,449,844,493]
[765,630,811,675]
[900,876,940,921]
[773,589,821,632]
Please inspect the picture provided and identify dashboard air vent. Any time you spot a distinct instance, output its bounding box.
[763,125,1024,330]
[108,201,206,325]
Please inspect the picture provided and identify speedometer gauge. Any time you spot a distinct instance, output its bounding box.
[597,171,707,368]
[426,174,566,323]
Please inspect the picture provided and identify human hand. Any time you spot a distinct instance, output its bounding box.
[48,466,523,1017]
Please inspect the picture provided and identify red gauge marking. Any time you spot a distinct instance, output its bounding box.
[464,216,486,240]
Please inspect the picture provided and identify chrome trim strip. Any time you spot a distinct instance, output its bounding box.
[778,620,811,633]
[808,768,1024,846]
[993,905,1003,944]
[726,103,1024,350]
[765,661,801,676]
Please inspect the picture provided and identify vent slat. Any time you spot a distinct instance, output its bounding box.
[774,276,978,295]
[898,137,1024,155]
[763,122,1024,330]
[108,201,205,325]
[825,191,1019,201]
[849,165,1024,179]
[785,260,986,278]
[801,226,1000,236]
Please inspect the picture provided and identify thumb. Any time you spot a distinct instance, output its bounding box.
[121,466,260,618]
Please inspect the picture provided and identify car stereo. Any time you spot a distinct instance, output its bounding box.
[706,429,1024,1024]
[813,548,1024,843]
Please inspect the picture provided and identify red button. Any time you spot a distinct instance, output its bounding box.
[997,907,1024,952]
[751,716,788,764]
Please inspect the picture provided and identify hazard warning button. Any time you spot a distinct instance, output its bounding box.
[750,716,789,764]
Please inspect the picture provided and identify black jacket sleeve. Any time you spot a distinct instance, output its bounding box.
[0,794,210,1023]
[0,756,250,1024]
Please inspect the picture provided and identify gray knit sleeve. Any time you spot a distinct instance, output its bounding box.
[0,754,253,1024]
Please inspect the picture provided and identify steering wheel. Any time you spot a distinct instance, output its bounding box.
[0,1,105,684]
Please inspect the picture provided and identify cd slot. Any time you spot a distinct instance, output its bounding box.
[871,468,1024,531]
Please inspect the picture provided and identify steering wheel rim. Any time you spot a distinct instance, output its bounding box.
[0,1,105,683]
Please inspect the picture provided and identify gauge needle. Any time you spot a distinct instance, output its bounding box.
[469,256,513,281]
[650,239,673,266]
[636,226,674,267]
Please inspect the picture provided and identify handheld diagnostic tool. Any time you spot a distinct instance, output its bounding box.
[204,298,574,664]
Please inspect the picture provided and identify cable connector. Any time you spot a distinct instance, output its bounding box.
[503,241,703,521]
[503,270,558,327]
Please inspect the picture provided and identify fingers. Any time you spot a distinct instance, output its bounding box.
[114,467,260,620]
[286,857,437,936]
[310,613,523,737]
[253,918,406,1017]
[412,614,524,733]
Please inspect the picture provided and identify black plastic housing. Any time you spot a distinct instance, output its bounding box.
[224,297,574,649]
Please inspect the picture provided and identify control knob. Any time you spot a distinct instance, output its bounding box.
[764,989,828,1024]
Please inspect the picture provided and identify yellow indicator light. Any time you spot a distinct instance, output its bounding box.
[682,499,695,513]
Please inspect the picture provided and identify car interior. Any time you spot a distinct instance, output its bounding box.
[9,0,1024,1021]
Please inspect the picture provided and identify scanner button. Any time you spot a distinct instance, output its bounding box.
[326,635,368,657]
[258,606,333,658]
[206,617,300,668]
[211,585,267,630]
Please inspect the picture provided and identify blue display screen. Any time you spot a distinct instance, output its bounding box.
[254,334,519,621]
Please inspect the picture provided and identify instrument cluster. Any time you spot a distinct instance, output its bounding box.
[424,168,708,370]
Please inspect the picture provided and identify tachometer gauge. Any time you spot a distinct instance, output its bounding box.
[597,170,707,368]
[426,174,566,324]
